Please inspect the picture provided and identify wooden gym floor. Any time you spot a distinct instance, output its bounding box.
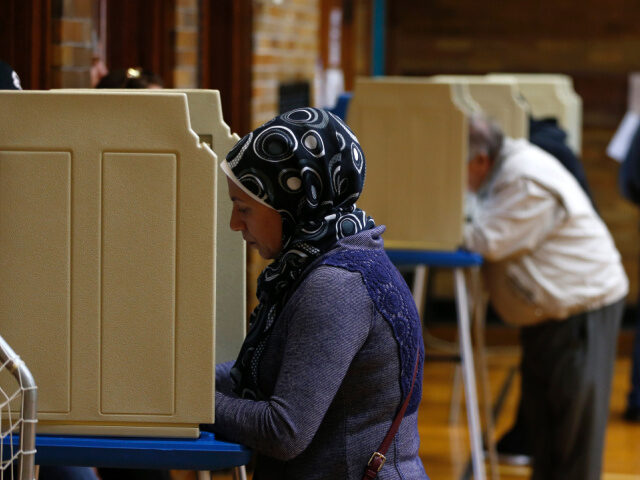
[179,324,640,480]
[416,325,640,480]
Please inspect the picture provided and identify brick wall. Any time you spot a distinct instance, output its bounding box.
[252,0,321,128]
[246,0,322,309]
[51,0,94,87]
[51,0,198,89]
[386,0,640,304]
[174,0,198,88]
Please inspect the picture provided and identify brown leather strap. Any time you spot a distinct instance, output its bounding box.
[362,348,421,480]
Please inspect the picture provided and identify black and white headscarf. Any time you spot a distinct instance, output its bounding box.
[0,60,22,90]
[222,107,376,399]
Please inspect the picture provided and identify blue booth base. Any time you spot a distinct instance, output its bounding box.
[3,432,251,471]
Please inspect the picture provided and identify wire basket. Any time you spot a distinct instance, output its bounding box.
[0,335,37,480]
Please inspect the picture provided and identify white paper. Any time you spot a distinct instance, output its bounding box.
[607,111,640,162]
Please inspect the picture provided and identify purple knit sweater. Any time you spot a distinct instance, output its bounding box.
[211,227,429,480]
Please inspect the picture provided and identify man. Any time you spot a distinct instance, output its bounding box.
[494,116,600,465]
[464,114,628,480]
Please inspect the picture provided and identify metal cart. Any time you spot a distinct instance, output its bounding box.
[0,335,37,480]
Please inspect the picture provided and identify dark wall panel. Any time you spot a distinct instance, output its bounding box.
[0,0,51,89]
[105,0,175,88]
[199,0,252,136]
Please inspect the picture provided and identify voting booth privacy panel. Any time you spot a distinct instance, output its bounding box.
[347,74,581,251]
[347,77,469,251]
[429,75,530,139]
[161,89,245,367]
[487,73,583,154]
[0,90,244,438]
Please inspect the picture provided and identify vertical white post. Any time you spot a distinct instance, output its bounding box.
[470,267,499,480]
[454,268,486,480]
[411,265,428,319]
[232,466,248,480]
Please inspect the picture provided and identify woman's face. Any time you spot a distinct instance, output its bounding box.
[227,177,283,259]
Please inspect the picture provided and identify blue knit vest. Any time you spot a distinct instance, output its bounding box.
[319,248,424,414]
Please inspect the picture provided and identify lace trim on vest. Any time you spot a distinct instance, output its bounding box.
[320,248,424,414]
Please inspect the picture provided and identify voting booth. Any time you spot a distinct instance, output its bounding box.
[347,74,581,251]
[487,73,583,154]
[0,90,244,438]
[164,89,246,366]
[347,77,470,251]
[430,75,529,139]
[347,75,536,250]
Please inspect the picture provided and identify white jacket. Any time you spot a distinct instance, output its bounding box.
[464,138,628,326]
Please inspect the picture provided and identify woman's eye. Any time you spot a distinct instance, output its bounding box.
[238,207,249,215]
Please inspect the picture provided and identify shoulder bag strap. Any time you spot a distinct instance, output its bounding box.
[362,347,421,480]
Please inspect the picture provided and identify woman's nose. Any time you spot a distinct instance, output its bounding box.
[229,210,244,232]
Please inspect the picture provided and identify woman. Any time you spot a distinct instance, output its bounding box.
[211,108,428,479]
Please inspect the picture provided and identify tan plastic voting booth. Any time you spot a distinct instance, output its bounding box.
[0,90,243,438]
[163,89,245,365]
[430,75,529,139]
[51,89,246,365]
[347,77,469,251]
[488,73,582,154]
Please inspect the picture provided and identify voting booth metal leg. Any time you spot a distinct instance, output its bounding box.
[449,364,464,425]
[411,266,465,423]
[454,268,486,480]
[195,467,246,480]
[232,466,247,480]
[411,265,429,319]
[470,267,499,480]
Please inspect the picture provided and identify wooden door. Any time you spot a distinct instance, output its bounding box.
[0,0,52,89]
[199,0,252,136]
[104,0,175,88]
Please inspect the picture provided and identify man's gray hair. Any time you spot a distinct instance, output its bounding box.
[468,113,504,163]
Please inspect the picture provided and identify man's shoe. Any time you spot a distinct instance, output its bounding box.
[623,405,640,422]
[494,425,532,466]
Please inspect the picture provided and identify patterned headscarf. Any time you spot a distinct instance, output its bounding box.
[0,61,22,90]
[222,107,375,399]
